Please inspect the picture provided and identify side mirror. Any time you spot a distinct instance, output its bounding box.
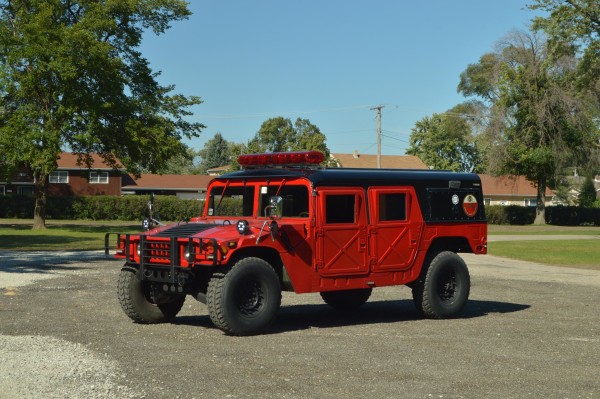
[268,196,283,220]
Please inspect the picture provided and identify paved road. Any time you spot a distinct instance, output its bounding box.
[1,250,599,398]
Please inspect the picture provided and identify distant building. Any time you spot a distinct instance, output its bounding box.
[121,174,213,200]
[330,151,428,169]
[0,152,214,200]
[478,174,554,207]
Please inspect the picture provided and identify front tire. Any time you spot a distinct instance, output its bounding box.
[207,257,282,335]
[117,266,185,323]
[320,288,372,310]
[412,251,470,319]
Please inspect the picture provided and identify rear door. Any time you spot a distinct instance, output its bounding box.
[315,187,368,276]
[367,187,423,272]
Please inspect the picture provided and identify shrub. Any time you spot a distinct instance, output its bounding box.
[485,205,535,225]
[0,195,203,221]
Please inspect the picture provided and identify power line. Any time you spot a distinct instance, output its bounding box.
[201,104,374,120]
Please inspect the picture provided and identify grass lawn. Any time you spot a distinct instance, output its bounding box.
[488,239,600,270]
[488,224,600,235]
[0,220,140,251]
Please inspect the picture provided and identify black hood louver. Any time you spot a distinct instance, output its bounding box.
[153,223,215,238]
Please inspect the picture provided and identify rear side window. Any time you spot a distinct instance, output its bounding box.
[325,194,355,224]
[378,193,406,221]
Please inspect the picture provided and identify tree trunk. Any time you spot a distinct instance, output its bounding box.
[533,177,547,225]
[32,174,48,230]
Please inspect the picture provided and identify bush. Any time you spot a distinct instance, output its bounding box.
[485,205,535,225]
[0,195,203,221]
[485,204,600,226]
[545,206,600,226]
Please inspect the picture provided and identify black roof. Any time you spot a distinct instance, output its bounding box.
[218,167,481,190]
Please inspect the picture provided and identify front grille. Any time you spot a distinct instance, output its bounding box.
[142,240,173,264]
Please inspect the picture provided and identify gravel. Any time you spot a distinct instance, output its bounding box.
[0,250,143,399]
[2,247,599,398]
[0,335,143,399]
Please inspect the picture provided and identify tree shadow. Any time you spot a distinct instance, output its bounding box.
[173,299,531,334]
[0,251,108,274]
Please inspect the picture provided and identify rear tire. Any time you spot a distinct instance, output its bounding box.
[411,251,470,319]
[117,266,185,323]
[207,257,281,335]
[320,288,372,310]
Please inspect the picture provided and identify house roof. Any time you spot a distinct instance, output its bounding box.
[206,165,231,175]
[331,153,427,169]
[479,174,554,197]
[57,152,124,170]
[122,174,214,192]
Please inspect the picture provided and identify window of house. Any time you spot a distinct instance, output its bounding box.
[525,199,537,207]
[378,193,407,222]
[17,186,34,195]
[89,171,109,184]
[49,171,69,184]
[0,185,5,196]
[325,194,356,224]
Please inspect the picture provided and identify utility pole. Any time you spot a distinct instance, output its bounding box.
[370,105,384,168]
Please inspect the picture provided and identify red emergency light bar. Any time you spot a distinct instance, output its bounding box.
[238,151,325,167]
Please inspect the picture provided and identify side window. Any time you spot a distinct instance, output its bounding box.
[378,193,406,222]
[259,185,309,217]
[325,194,355,224]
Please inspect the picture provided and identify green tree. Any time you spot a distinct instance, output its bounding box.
[529,0,600,98]
[247,117,330,160]
[198,133,231,174]
[458,30,598,224]
[578,176,597,207]
[406,104,484,172]
[0,0,203,229]
[157,146,202,175]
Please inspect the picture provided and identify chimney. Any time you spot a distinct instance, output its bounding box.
[353,150,359,159]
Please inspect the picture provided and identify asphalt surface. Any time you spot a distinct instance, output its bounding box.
[0,247,599,399]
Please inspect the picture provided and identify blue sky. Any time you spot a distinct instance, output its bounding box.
[140,1,541,156]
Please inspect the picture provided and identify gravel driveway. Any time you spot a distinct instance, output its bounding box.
[1,249,599,398]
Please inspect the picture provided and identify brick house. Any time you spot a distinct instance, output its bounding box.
[479,174,555,207]
[330,152,428,169]
[48,152,125,196]
[0,152,214,200]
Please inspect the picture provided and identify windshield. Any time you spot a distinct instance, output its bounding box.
[208,185,255,217]
[206,182,309,218]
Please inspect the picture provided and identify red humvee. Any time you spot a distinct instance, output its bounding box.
[107,151,487,335]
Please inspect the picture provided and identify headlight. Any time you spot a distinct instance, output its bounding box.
[236,219,249,235]
[184,247,190,260]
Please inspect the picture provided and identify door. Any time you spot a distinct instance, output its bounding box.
[367,187,422,272]
[315,188,368,276]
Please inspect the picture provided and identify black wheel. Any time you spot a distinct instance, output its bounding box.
[411,251,470,319]
[117,266,185,323]
[207,257,282,335]
[320,288,372,310]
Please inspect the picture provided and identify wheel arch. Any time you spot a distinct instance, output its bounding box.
[427,236,473,255]
[226,247,289,289]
